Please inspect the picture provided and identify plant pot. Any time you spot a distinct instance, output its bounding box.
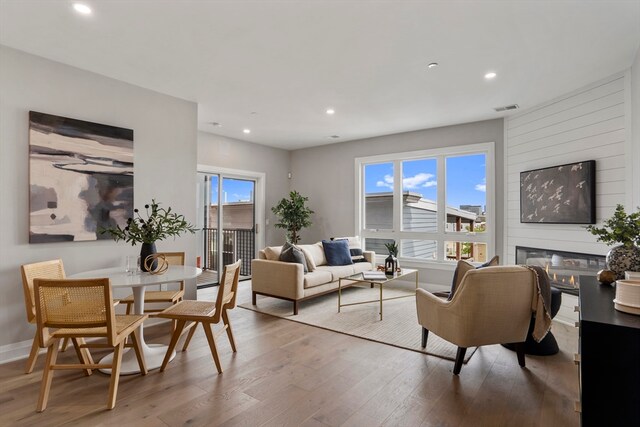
[606,244,640,280]
[140,242,157,272]
[385,254,397,276]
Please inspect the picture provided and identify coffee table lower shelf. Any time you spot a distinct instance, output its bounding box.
[337,269,418,321]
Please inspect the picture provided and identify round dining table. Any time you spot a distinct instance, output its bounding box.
[69,265,202,375]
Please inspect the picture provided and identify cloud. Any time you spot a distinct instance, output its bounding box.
[404,173,435,189]
[376,172,437,191]
[475,178,486,192]
[376,174,394,189]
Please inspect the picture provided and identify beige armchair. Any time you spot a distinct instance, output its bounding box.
[416,265,536,375]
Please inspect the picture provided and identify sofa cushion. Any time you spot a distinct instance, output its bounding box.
[316,265,356,281]
[322,239,353,266]
[263,246,283,261]
[279,242,308,273]
[299,242,327,270]
[303,270,333,289]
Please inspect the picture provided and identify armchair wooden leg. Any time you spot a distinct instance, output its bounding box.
[453,347,467,375]
[421,327,429,348]
[515,342,526,368]
[222,310,237,352]
[161,319,187,372]
[37,339,60,412]
[107,342,124,410]
[25,332,40,374]
[125,302,133,315]
[252,292,257,305]
[202,322,223,374]
[293,301,298,316]
[60,337,70,352]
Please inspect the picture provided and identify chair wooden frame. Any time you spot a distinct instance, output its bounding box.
[21,260,78,373]
[121,252,186,315]
[33,277,148,412]
[156,260,241,374]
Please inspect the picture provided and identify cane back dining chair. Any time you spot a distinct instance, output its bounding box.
[33,277,148,412]
[121,252,186,315]
[21,260,81,373]
[156,259,241,374]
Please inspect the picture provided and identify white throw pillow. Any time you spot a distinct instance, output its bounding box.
[333,236,362,250]
[263,246,283,261]
[299,242,327,269]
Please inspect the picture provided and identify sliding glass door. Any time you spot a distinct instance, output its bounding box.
[197,172,257,287]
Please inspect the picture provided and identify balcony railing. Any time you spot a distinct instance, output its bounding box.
[202,227,254,277]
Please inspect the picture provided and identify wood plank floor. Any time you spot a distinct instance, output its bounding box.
[0,281,580,426]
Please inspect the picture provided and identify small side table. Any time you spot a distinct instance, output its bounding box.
[503,286,562,355]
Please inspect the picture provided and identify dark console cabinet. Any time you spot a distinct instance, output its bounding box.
[578,278,640,427]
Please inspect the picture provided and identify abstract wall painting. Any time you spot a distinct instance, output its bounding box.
[29,111,134,243]
[520,160,596,224]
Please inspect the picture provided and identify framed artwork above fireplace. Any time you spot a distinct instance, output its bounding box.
[520,160,596,224]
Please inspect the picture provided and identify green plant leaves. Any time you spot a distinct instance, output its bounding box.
[271,191,314,244]
[99,199,196,245]
[585,204,640,247]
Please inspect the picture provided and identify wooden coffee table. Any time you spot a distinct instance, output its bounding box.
[337,268,418,320]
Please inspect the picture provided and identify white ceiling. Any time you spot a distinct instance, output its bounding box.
[1,1,639,150]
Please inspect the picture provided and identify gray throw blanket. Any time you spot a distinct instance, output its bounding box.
[523,265,553,342]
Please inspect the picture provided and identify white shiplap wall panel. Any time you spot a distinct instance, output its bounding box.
[505,72,631,325]
[507,77,625,129]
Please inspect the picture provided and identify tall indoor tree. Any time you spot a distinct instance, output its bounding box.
[271,191,314,244]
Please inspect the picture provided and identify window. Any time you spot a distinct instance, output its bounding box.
[357,143,494,264]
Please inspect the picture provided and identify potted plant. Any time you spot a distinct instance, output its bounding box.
[271,191,314,244]
[586,204,640,279]
[100,199,196,271]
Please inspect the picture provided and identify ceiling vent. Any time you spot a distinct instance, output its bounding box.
[494,104,519,112]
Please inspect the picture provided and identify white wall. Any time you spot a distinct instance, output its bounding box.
[632,46,640,208]
[0,46,198,361]
[290,119,504,286]
[197,131,291,246]
[504,71,635,324]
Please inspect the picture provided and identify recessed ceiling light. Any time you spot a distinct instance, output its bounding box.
[427,62,439,69]
[484,72,497,80]
[72,3,92,15]
[326,108,335,115]
[243,129,251,134]
[328,135,340,139]
[209,122,221,127]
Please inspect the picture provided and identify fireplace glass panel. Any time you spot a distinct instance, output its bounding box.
[516,246,606,295]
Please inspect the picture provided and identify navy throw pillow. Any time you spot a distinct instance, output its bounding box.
[279,241,308,272]
[322,239,353,266]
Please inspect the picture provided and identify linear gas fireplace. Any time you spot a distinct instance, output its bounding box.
[516,246,606,295]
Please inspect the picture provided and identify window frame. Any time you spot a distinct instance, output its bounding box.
[355,142,495,266]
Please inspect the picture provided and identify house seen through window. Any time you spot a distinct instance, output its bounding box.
[358,143,493,263]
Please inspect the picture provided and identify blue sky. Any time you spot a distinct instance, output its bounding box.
[364,154,486,209]
[209,177,254,204]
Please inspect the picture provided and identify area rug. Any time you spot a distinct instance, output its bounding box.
[239,285,476,363]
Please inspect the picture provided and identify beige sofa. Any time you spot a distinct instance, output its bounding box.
[251,241,375,314]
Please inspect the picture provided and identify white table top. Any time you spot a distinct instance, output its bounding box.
[69,265,202,288]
